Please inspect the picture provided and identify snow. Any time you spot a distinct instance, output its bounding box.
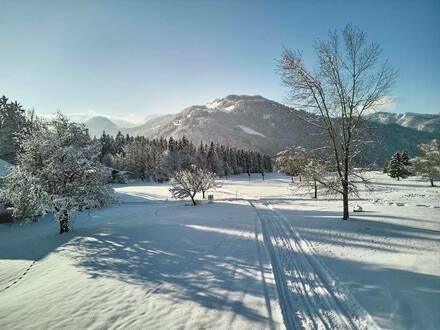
[1,172,439,329]
[237,125,266,137]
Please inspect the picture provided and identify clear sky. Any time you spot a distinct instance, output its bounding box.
[1,0,439,119]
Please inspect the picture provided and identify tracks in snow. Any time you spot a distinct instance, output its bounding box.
[0,260,37,294]
[249,200,378,330]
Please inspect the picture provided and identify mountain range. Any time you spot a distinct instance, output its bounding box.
[83,95,439,165]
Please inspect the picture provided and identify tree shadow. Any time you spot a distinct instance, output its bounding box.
[0,197,280,328]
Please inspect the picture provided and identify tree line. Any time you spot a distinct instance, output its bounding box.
[97,131,273,181]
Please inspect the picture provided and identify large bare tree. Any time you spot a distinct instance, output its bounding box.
[278,24,398,219]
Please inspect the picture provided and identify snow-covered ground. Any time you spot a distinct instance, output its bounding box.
[0,172,439,329]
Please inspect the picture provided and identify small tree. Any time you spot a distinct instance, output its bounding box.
[170,165,217,205]
[2,114,113,233]
[388,152,409,181]
[383,160,389,173]
[275,147,309,182]
[300,158,328,199]
[201,170,220,199]
[410,139,440,187]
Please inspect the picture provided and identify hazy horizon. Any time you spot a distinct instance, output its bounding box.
[1,0,439,117]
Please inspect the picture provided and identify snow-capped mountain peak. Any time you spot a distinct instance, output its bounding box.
[206,95,268,112]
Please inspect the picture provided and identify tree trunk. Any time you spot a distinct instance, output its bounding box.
[342,184,349,220]
[190,194,197,206]
[430,178,435,187]
[314,180,317,199]
[202,190,205,199]
[59,211,69,234]
[291,176,294,183]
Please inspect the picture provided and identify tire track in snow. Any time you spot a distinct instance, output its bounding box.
[249,200,379,330]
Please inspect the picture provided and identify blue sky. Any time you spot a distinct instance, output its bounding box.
[1,0,439,119]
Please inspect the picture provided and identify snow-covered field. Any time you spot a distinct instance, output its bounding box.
[1,172,439,329]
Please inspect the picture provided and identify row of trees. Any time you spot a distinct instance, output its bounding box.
[385,140,440,186]
[98,132,273,180]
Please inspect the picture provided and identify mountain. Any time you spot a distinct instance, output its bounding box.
[126,95,325,154]
[367,112,440,134]
[84,116,120,137]
[122,95,437,165]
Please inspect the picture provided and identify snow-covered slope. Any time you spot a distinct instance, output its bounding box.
[125,95,436,165]
[1,172,439,329]
[367,112,440,134]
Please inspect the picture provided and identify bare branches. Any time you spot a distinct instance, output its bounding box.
[170,165,218,205]
[278,24,397,219]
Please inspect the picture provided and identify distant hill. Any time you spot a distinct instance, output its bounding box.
[84,116,120,137]
[124,95,437,165]
[367,112,440,135]
[82,95,437,165]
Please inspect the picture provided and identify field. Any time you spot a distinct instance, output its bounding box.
[0,172,439,329]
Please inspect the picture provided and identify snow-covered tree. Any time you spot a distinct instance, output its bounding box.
[169,165,218,205]
[1,114,113,233]
[200,169,221,199]
[275,147,309,182]
[410,139,440,187]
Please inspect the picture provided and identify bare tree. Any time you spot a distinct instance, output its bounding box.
[201,170,221,199]
[410,139,440,187]
[169,165,218,205]
[300,157,329,199]
[278,24,398,219]
[275,146,309,182]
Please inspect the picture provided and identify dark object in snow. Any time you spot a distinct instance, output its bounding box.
[59,210,69,234]
[107,168,131,183]
[353,205,363,212]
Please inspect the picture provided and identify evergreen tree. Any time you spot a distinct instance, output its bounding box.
[388,152,409,181]
[207,142,218,173]
[115,131,126,155]
[0,95,29,163]
[401,150,410,166]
